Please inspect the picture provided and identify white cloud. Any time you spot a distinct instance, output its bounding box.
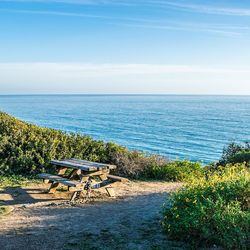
[1,62,250,76]
[0,63,250,95]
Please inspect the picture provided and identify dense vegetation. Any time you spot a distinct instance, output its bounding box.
[219,141,250,166]
[1,112,249,248]
[162,164,250,249]
[0,112,202,181]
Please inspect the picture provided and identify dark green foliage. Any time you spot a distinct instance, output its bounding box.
[219,142,250,166]
[0,112,130,175]
[230,151,250,164]
[0,112,203,180]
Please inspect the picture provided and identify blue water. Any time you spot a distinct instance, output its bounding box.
[0,95,250,164]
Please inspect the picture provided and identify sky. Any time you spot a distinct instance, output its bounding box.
[0,0,250,94]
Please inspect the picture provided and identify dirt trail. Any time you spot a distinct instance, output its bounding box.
[0,181,184,250]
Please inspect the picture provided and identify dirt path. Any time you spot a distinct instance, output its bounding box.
[0,181,184,250]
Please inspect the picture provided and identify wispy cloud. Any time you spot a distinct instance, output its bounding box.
[118,22,244,37]
[0,0,132,5]
[150,1,250,17]
[0,8,248,37]
[0,8,117,19]
[1,63,250,76]
[2,0,250,16]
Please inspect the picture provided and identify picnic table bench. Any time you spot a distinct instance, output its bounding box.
[38,158,128,201]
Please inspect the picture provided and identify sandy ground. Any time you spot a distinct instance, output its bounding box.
[0,181,184,250]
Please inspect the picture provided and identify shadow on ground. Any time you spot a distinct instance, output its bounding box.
[0,184,70,206]
[0,183,185,250]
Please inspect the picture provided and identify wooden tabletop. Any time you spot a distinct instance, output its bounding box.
[50,158,117,172]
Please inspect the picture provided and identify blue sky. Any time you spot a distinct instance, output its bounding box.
[0,0,250,94]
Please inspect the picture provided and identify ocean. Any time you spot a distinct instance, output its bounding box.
[0,95,250,164]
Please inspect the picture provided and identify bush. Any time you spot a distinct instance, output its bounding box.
[0,112,201,180]
[109,150,168,178]
[0,112,150,176]
[219,142,250,166]
[230,151,250,165]
[143,160,203,182]
[162,165,250,249]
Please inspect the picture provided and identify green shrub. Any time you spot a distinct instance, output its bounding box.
[143,160,203,181]
[0,112,179,178]
[230,151,250,165]
[162,165,250,249]
[219,142,250,166]
[0,112,204,181]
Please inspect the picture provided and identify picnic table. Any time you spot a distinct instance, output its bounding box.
[38,158,128,201]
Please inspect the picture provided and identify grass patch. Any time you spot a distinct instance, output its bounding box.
[0,175,40,188]
[0,204,14,216]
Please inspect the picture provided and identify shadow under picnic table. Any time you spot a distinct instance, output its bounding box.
[0,184,68,206]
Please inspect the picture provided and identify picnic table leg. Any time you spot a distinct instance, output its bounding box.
[67,169,81,180]
[70,191,79,201]
[99,169,110,182]
[98,170,116,197]
[44,167,68,184]
[105,186,116,197]
[70,174,89,202]
[47,167,67,193]
[48,182,60,194]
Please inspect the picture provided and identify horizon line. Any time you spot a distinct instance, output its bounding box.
[1,93,250,97]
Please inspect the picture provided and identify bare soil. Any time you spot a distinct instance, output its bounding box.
[0,181,185,250]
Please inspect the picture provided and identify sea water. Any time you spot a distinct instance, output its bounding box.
[0,95,250,164]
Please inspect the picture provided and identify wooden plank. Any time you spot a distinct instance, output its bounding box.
[38,173,82,187]
[99,174,108,181]
[50,160,97,171]
[107,174,128,183]
[81,170,109,178]
[50,159,116,171]
[68,187,83,192]
[106,187,116,197]
[69,158,117,170]
[70,191,80,201]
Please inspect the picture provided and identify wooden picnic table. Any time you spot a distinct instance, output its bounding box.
[38,158,128,201]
